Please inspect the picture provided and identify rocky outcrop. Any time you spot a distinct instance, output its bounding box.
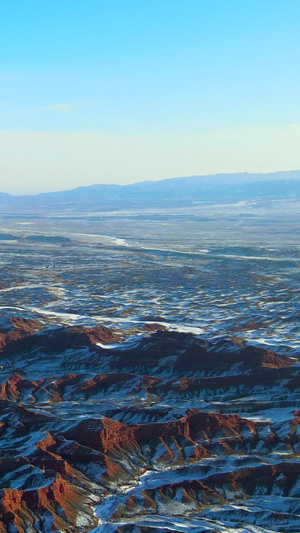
[0,322,119,359]
[0,327,299,531]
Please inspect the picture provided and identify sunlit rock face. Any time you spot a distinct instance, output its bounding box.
[0,319,299,532]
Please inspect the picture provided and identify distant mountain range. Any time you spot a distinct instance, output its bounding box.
[1,170,300,212]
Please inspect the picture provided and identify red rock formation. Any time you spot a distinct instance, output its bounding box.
[0,474,98,532]
[0,323,119,357]
[0,326,297,531]
[0,373,44,402]
[0,318,43,353]
[9,318,43,334]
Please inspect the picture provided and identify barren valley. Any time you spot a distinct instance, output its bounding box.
[0,198,299,532]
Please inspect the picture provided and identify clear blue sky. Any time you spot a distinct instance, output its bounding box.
[1,0,300,193]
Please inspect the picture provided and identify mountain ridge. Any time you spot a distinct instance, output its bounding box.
[15,169,300,196]
[1,170,300,211]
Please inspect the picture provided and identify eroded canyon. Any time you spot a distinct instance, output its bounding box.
[0,200,299,532]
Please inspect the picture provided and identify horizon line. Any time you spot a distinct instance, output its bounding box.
[4,168,300,198]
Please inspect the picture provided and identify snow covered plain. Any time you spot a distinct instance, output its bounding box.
[0,200,299,532]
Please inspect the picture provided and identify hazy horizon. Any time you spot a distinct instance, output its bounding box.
[1,1,300,194]
[1,165,300,197]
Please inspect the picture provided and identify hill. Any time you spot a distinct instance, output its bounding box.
[1,170,300,211]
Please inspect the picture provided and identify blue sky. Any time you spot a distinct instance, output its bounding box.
[1,0,300,193]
